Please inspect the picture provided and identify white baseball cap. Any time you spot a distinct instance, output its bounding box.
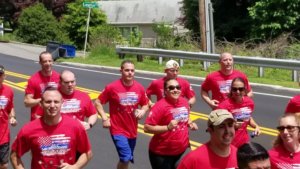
[165,60,179,69]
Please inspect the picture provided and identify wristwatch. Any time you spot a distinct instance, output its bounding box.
[89,123,93,128]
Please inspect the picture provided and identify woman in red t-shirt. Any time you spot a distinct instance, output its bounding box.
[144,78,198,169]
[218,77,261,147]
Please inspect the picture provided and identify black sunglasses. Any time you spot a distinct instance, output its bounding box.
[231,87,245,92]
[167,85,181,91]
[276,125,299,132]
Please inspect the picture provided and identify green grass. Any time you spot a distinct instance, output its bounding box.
[58,46,300,89]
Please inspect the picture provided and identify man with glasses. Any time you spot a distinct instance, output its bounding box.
[146,60,195,108]
[201,52,253,109]
[58,70,97,130]
[269,113,300,168]
[24,51,60,120]
[95,60,149,169]
[0,65,17,169]
[177,109,237,169]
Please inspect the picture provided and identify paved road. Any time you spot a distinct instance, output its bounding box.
[0,42,299,168]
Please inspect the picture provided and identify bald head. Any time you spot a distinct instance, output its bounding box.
[60,70,76,95]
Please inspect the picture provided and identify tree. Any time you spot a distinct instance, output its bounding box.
[249,0,300,39]
[180,0,254,41]
[15,3,70,45]
[60,0,107,49]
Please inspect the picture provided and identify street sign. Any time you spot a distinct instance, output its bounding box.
[83,2,99,8]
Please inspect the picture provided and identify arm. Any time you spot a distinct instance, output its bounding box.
[87,114,98,129]
[247,89,254,98]
[200,88,219,109]
[9,108,17,126]
[94,99,110,128]
[24,94,41,108]
[187,119,198,130]
[60,150,92,169]
[144,120,178,134]
[188,96,196,108]
[135,104,149,120]
[249,117,261,136]
[10,151,25,169]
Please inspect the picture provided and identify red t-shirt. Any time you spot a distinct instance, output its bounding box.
[11,116,91,169]
[59,90,96,121]
[98,79,149,138]
[177,143,238,169]
[218,96,254,148]
[269,144,300,169]
[0,84,14,145]
[146,77,195,101]
[145,97,190,155]
[25,70,60,120]
[285,95,300,113]
[201,70,251,103]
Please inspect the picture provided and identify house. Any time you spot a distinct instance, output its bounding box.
[98,0,184,46]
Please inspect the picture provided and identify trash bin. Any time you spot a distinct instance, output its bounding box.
[60,44,76,57]
[46,41,60,53]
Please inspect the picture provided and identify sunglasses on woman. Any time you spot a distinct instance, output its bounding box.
[276,125,299,132]
[231,87,245,92]
[167,85,181,91]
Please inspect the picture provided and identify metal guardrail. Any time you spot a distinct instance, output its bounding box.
[116,46,300,81]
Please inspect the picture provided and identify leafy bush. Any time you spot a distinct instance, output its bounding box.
[15,3,70,45]
[89,24,124,48]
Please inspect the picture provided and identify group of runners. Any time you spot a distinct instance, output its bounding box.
[0,51,300,169]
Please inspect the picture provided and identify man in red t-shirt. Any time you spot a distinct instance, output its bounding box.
[201,52,253,109]
[177,109,238,169]
[11,88,92,169]
[24,51,60,120]
[58,70,97,130]
[146,59,195,108]
[0,65,17,169]
[95,60,149,169]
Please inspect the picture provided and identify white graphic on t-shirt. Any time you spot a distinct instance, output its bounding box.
[118,92,138,106]
[40,82,58,94]
[232,107,252,121]
[276,163,300,169]
[171,107,189,131]
[218,80,232,94]
[38,134,71,156]
[0,96,8,109]
[61,99,81,114]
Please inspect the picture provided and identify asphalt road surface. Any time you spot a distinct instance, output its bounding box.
[1,53,298,169]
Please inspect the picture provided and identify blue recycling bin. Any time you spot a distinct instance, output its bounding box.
[60,44,76,58]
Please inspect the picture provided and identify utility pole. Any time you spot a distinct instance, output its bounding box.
[199,0,206,52]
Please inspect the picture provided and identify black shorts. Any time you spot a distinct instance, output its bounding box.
[0,143,9,164]
[148,150,185,169]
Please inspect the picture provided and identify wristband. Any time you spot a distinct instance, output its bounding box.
[10,116,16,119]
[89,123,93,128]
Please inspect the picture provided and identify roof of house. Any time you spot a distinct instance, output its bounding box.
[98,0,183,24]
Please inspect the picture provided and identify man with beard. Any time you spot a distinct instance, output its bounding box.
[177,109,237,169]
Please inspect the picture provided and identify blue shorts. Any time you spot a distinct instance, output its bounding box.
[111,135,136,163]
[0,143,9,164]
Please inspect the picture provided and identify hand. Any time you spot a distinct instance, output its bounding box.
[188,122,198,130]
[209,99,219,109]
[102,118,111,128]
[254,126,261,136]
[80,121,90,130]
[58,163,79,169]
[10,117,17,127]
[134,109,146,120]
[167,120,178,131]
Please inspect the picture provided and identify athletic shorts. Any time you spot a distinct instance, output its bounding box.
[0,143,9,164]
[111,134,136,163]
